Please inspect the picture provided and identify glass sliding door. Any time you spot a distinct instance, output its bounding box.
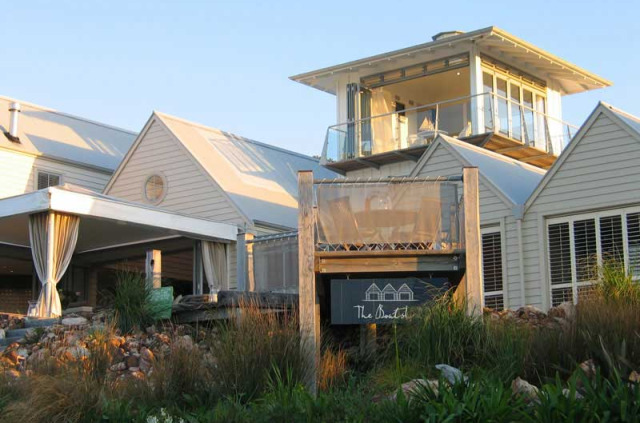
[483,72,494,132]
[523,89,535,145]
[496,77,508,136]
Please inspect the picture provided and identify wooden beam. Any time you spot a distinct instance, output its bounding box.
[354,158,380,169]
[315,249,465,258]
[316,254,462,273]
[392,151,419,162]
[298,171,319,395]
[463,167,482,315]
[494,145,527,153]
[145,249,162,289]
[245,233,255,292]
[519,153,552,163]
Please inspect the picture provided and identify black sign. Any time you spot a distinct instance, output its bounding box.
[330,277,448,325]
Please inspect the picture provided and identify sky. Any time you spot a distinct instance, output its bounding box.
[3,0,639,156]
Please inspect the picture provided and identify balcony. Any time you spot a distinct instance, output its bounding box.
[322,92,578,173]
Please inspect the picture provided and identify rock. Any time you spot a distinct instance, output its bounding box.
[61,316,88,327]
[435,364,467,385]
[124,355,139,369]
[139,347,155,372]
[579,359,596,379]
[27,349,49,366]
[175,335,193,349]
[0,328,5,339]
[5,350,20,365]
[110,362,127,372]
[109,336,125,349]
[511,377,540,404]
[562,388,584,400]
[61,346,90,361]
[390,379,439,401]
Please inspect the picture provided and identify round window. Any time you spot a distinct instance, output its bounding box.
[144,174,165,203]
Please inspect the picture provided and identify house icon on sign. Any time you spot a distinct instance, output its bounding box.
[363,283,416,302]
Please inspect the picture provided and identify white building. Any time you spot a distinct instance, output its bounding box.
[0,96,137,198]
[292,26,619,311]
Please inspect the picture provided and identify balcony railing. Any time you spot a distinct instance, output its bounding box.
[322,92,578,164]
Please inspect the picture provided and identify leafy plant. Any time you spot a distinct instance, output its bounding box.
[108,271,158,333]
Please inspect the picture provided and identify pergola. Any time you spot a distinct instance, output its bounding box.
[0,185,238,317]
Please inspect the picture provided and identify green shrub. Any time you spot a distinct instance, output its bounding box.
[109,271,158,333]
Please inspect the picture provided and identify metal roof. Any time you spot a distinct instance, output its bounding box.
[436,135,546,205]
[154,112,338,229]
[0,96,137,171]
[290,26,611,96]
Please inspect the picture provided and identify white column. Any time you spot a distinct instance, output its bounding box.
[469,42,485,134]
[145,249,162,289]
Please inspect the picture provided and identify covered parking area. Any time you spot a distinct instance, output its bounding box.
[0,185,238,317]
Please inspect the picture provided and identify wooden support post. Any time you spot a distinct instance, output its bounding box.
[192,240,203,295]
[245,233,255,292]
[463,167,482,315]
[359,323,377,356]
[145,249,162,289]
[298,170,320,395]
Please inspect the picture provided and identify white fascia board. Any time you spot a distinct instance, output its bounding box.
[0,190,50,219]
[48,188,238,242]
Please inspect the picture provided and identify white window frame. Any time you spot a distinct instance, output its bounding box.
[546,205,640,304]
[481,67,547,141]
[481,225,506,309]
[35,169,63,190]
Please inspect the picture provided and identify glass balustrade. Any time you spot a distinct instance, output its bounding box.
[322,93,578,164]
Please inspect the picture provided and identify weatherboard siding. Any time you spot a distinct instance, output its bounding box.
[106,120,245,225]
[414,144,523,308]
[106,120,245,288]
[0,149,112,199]
[523,112,640,309]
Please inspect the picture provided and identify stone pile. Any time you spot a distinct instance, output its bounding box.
[483,302,576,329]
[0,313,209,382]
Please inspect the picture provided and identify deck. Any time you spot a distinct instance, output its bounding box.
[322,132,557,174]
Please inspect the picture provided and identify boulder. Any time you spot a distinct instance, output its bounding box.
[435,364,467,385]
[125,355,139,369]
[61,316,88,327]
[110,362,127,372]
[511,377,539,404]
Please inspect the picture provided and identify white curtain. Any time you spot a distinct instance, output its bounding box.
[29,211,80,318]
[202,241,228,297]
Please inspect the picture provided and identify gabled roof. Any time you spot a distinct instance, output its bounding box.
[0,96,137,171]
[525,102,640,211]
[290,26,611,96]
[412,135,546,207]
[151,111,337,229]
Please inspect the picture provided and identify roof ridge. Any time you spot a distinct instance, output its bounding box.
[0,95,138,135]
[154,110,321,163]
[600,101,640,126]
